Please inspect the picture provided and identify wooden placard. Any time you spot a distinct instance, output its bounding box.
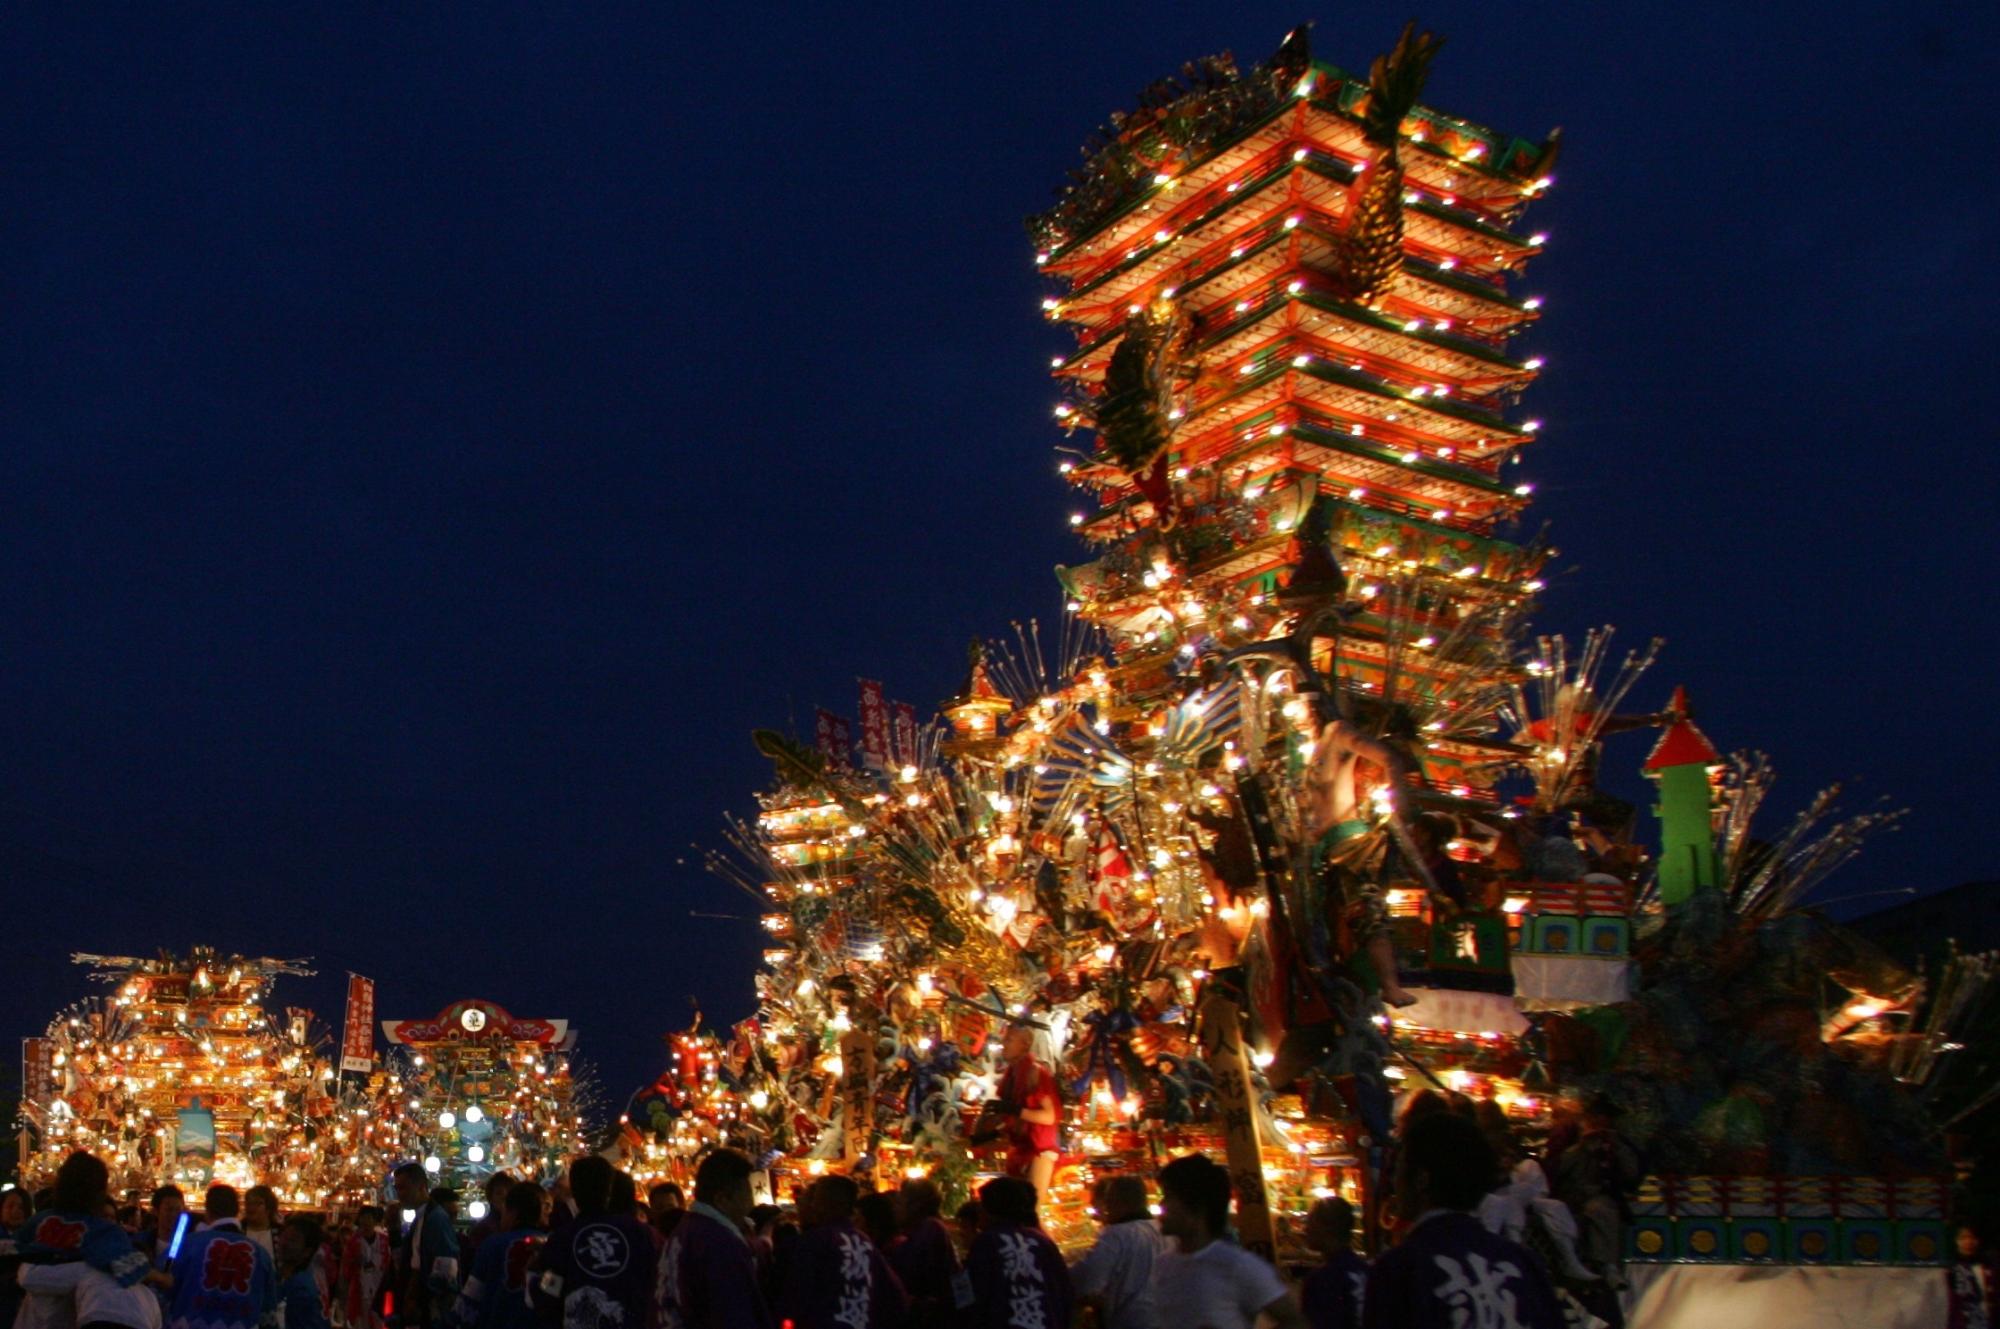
[839,1026,876,1166]
[1197,990,1277,1259]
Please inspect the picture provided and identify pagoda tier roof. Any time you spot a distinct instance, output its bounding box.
[1181,239,1533,368]
[1048,153,1538,305]
[1243,417,1511,505]
[1052,151,1535,306]
[1061,265,1533,414]
[1194,290,1524,407]
[1163,399,1503,499]
[1054,229,1534,399]
[1177,349,1530,455]
[1076,421,1524,538]
[1309,55,1548,203]
[1038,59,1548,270]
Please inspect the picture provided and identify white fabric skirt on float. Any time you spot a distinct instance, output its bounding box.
[1624,1263,1946,1328]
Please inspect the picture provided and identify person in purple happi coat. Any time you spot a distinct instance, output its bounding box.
[658,1150,772,1329]
[965,1177,1072,1329]
[887,1178,964,1328]
[777,1175,906,1329]
[1364,1113,1563,1329]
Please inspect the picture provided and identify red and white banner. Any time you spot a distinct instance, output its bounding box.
[858,680,889,771]
[814,709,853,773]
[891,702,919,768]
[21,1037,55,1105]
[340,975,376,1073]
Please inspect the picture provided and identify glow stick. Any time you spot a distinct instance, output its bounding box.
[166,1211,192,1261]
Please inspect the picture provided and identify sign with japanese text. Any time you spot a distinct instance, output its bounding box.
[891,702,919,768]
[340,974,376,1073]
[814,709,853,773]
[840,1025,876,1165]
[1197,991,1277,1260]
[858,679,889,771]
[21,1037,55,1105]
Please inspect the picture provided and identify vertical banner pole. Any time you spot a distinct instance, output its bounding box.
[1198,991,1277,1260]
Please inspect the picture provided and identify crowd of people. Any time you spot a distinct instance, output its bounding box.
[1,1088,1613,1329]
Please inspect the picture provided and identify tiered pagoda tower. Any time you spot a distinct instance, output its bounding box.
[1032,26,1559,800]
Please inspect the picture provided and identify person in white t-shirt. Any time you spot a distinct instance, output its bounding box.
[1070,1175,1167,1329]
[19,1254,164,1329]
[1149,1155,1305,1329]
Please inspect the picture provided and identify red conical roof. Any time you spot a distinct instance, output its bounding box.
[1644,686,1721,772]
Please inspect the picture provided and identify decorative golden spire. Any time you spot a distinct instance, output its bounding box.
[942,642,1014,749]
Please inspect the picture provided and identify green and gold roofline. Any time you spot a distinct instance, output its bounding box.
[1028,26,1556,260]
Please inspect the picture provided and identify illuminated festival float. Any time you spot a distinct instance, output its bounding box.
[684,21,1982,1326]
[17,960,597,1217]
[376,998,595,1217]
[17,951,342,1203]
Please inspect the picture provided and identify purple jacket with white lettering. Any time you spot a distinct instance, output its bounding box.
[1363,1212,1561,1329]
[966,1222,1072,1329]
[534,1212,658,1329]
[776,1221,905,1329]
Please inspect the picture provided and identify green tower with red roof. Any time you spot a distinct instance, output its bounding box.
[1644,686,1722,906]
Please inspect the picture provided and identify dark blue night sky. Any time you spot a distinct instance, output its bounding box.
[5,4,1996,1102]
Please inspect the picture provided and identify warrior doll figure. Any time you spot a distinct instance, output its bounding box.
[1301,718,1419,1007]
[985,1023,1062,1196]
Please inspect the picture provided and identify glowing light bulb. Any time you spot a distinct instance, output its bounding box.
[438,1111,456,1129]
